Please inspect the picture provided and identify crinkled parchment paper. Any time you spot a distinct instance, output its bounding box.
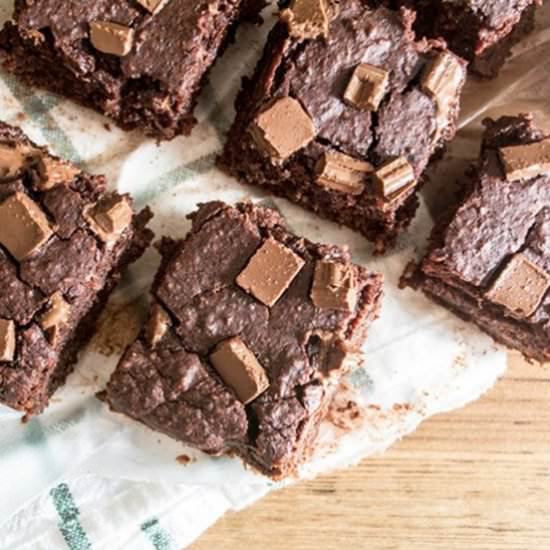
[1,1,550,546]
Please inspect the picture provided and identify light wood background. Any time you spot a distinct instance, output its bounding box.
[190,355,550,550]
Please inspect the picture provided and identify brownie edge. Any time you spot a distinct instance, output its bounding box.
[102,201,383,478]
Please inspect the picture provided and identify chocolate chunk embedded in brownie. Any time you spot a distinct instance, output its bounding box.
[0,122,153,415]
[0,0,264,140]
[389,0,541,78]
[402,114,550,362]
[219,2,466,253]
[102,201,383,478]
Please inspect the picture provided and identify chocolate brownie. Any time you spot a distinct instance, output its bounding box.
[0,0,264,140]
[102,201,383,478]
[390,0,542,78]
[0,122,153,415]
[219,1,467,253]
[403,114,550,362]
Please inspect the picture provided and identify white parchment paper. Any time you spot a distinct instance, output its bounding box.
[1,1,550,544]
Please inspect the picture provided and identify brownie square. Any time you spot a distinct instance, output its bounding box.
[390,0,540,78]
[102,201,383,478]
[0,122,153,415]
[219,1,466,253]
[0,0,263,140]
[403,114,550,362]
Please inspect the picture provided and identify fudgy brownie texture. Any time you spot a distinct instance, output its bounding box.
[102,202,383,478]
[0,122,153,415]
[403,114,550,362]
[0,0,264,140]
[219,1,467,254]
[389,0,541,78]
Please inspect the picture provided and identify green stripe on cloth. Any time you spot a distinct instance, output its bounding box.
[50,483,92,550]
[141,517,176,550]
[2,75,82,163]
[134,151,218,209]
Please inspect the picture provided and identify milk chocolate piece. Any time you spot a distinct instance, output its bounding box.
[145,302,171,348]
[84,195,133,242]
[89,21,134,57]
[210,336,269,404]
[137,0,169,14]
[35,157,81,191]
[315,151,372,194]
[307,331,354,374]
[280,0,329,40]
[310,261,358,311]
[343,63,389,112]
[485,253,550,318]
[0,143,32,180]
[250,97,316,164]
[236,237,305,307]
[374,157,416,199]
[498,138,550,182]
[39,292,70,344]
[421,52,464,101]
[0,318,15,362]
[0,191,53,261]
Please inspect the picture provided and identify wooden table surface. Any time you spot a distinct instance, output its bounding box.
[190,355,550,550]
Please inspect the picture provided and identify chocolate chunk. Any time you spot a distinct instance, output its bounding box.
[145,302,171,348]
[315,151,372,194]
[236,237,305,307]
[498,138,550,182]
[0,143,32,180]
[210,336,269,404]
[137,0,169,14]
[39,292,70,344]
[374,157,416,199]
[310,261,358,311]
[420,52,464,143]
[89,21,134,57]
[35,157,81,191]
[0,318,15,362]
[84,195,133,242]
[343,63,389,112]
[421,51,464,101]
[250,97,316,164]
[0,191,53,261]
[307,331,354,374]
[280,0,329,40]
[485,253,550,318]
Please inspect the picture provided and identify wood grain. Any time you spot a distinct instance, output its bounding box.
[189,355,550,550]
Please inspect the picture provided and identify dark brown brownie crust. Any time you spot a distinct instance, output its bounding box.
[0,0,264,140]
[391,0,541,78]
[0,122,153,415]
[403,114,550,362]
[219,2,466,253]
[103,202,383,478]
